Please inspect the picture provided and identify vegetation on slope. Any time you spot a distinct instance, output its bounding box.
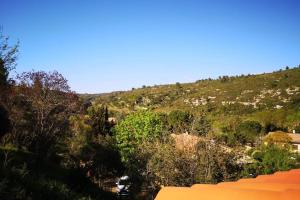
[93,65,300,133]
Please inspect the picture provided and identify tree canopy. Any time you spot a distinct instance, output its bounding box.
[115,111,163,163]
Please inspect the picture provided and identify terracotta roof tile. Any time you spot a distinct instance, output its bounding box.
[155,169,300,200]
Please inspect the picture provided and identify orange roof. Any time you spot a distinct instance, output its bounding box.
[154,169,300,200]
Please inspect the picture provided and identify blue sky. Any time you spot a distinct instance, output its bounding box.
[1,0,300,93]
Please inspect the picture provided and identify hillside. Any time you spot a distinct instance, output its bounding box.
[90,67,300,131]
[93,67,300,111]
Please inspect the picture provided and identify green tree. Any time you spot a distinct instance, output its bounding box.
[0,32,18,139]
[115,111,163,163]
[191,114,211,136]
[0,58,8,88]
[86,137,124,187]
[235,120,262,145]
[145,140,199,187]
[68,114,93,156]
[4,93,36,148]
[167,110,191,133]
[0,32,18,90]
[86,104,110,137]
[68,114,124,188]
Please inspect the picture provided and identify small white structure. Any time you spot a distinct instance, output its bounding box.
[288,132,300,152]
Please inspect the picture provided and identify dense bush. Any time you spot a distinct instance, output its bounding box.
[167,110,191,133]
[144,139,241,187]
[235,121,262,145]
[243,144,299,176]
[0,146,115,200]
[190,114,211,136]
[115,111,163,163]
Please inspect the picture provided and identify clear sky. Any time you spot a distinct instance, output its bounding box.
[1,0,300,93]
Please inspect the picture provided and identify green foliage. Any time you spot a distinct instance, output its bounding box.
[115,111,163,163]
[86,105,110,136]
[0,146,116,200]
[4,71,80,158]
[167,110,191,133]
[0,32,18,139]
[0,151,79,199]
[3,94,36,148]
[294,124,300,133]
[264,122,287,133]
[216,132,239,147]
[0,104,10,138]
[286,112,300,131]
[243,144,299,176]
[0,36,120,198]
[69,113,124,184]
[264,131,292,144]
[93,66,300,134]
[235,121,262,145]
[145,141,199,187]
[0,58,9,87]
[0,32,18,73]
[290,96,300,109]
[219,75,230,83]
[144,140,241,187]
[191,114,211,136]
[68,115,92,156]
[0,32,18,89]
[256,110,289,132]
[76,136,124,184]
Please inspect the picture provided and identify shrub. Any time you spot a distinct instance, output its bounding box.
[243,144,299,176]
[167,110,191,133]
[115,111,163,163]
[235,121,262,145]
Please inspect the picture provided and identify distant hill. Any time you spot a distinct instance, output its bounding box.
[88,66,300,131]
